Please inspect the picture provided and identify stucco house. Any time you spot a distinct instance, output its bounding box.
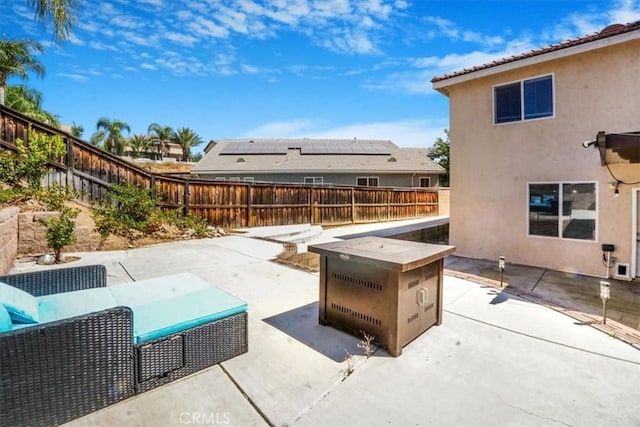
[432,21,640,279]
[191,139,445,188]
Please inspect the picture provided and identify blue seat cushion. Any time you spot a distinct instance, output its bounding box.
[108,273,210,307]
[132,287,247,344]
[36,288,117,324]
[0,281,39,323]
[0,304,12,332]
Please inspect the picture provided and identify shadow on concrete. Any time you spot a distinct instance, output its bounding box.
[445,255,640,332]
[487,288,510,305]
[263,302,374,362]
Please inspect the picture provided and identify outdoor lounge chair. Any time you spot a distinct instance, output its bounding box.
[0,265,248,426]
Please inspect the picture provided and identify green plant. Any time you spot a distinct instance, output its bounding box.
[0,187,32,205]
[37,184,76,211]
[42,206,79,262]
[6,126,67,189]
[165,210,210,237]
[92,181,214,240]
[91,182,160,237]
[35,184,79,263]
[0,150,24,185]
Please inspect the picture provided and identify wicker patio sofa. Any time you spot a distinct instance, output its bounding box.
[0,265,248,426]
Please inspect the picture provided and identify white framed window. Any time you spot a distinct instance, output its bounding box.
[214,177,226,181]
[495,74,554,124]
[229,177,240,182]
[304,177,323,184]
[527,182,597,241]
[357,177,379,187]
[419,177,431,187]
[243,177,254,182]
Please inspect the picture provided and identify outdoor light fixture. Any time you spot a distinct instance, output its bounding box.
[614,181,620,197]
[498,256,505,288]
[600,281,611,324]
[581,139,597,148]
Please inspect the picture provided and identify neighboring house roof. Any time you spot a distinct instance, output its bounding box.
[192,139,445,174]
[432,21,640,91]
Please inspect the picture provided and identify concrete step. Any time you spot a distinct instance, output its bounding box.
[236,224,313,240]
[276,225,323,244]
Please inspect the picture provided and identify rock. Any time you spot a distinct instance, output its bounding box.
[37,254,55,265]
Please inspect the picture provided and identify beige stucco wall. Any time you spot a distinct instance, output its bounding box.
[444,40,640,278]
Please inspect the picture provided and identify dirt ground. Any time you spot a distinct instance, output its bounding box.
[136,161,193,174]
[7,196,217,252]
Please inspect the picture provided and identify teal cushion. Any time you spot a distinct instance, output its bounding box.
[132,287,247,344]
[108,273,210,307]
[36,288,118,324]
[10,288,118,332]
[0,281,39,323]
[0,303,12,332]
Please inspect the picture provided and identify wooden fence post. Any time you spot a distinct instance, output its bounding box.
[351,187,356,224]
[65,137,74,190]
[184,180,190,217]
[387,189,391,221]
[247,182,253,227]
[308,186,313,224]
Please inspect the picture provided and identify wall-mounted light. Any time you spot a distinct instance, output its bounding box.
[614,181,620,197]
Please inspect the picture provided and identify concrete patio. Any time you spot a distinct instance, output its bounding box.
[8,218,640,426]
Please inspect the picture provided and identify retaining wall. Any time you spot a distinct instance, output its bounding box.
[0,207,19,275]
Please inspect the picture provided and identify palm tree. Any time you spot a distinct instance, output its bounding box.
[147,122,173,160]
[90,117,131,155]
[5,84,59,125]
[70,121,83,138]
[171,127,203,162]
[127,134,151,159]
[0,37,45,106]
[28,0,81,42]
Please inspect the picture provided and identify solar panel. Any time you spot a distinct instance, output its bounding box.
[220,142,288,155]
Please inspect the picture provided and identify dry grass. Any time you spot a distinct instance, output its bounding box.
[136,161,193,173]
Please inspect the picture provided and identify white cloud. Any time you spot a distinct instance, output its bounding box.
[119,31,158,47]
[241,118,448,148]
[139,0,164,6]
[88,40,118,51]
[424,16,504,47]
[241,119,316,137]
[189,16,230,38]
[241,64,260,74]
[57,73,89,81]
[308,120,447,147]
[609,0,640,24]
[111,15,141,29]
[67,33,85,46]
[165,32,199,46]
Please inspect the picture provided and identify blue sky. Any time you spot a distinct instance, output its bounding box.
[3,0,640,153]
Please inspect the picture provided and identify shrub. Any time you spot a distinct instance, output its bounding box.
[0,126,66,189]
[92,181,213,240]
[15,127,66,189]
[42,207,79,262]
[91,182,159,237]
[37,184,80,263]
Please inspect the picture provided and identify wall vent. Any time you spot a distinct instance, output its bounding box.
[614,263,630,280]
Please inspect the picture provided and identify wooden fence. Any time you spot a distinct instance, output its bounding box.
[0,106,439,228]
